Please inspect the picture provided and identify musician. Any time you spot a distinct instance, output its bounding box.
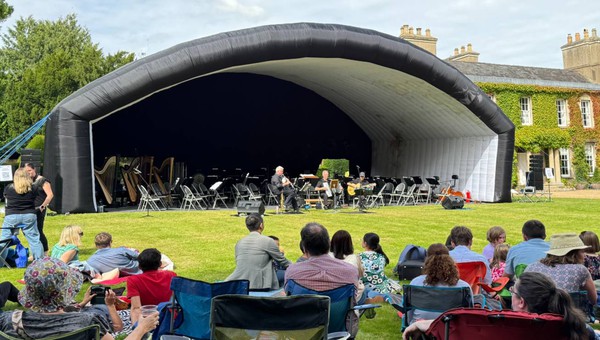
[271,166,299,212]
[348,172,370,210]
[314,170,338,209]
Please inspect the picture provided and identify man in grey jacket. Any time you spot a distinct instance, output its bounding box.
[226,213,290,290]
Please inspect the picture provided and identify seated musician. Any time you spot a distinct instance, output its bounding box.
[314,170,340,209]
[348,172,370,194]
[271,166,299,212]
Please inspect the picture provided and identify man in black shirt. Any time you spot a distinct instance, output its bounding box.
[271,166,299,212]
[315,170,338,209]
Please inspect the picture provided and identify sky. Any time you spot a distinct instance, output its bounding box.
[1,0,598,69]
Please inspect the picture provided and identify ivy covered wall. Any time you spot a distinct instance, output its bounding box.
[477,83,600,186]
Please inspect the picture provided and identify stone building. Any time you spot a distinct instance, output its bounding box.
[401,25,600,188]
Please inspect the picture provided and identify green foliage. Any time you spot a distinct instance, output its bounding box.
[25,134,45,150]
[0,14,135,144]
[515,126,570,151]
[316,159,349,177]
[0,0,12,22]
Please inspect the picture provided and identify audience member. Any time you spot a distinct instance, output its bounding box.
[525,233,597,305]
[448,226,492,284]
[359,232,398,294]
[269,235,287,288]
[128,248,177,324]
[0,258,158,340]
[580,231,600,280]
[296,240,308,263]
[330,230,367,302]
[51,225,84,264]
[490,243,510,281]
[403,272,597,340]
[87,232,141,280]
[24,163,54,257]
[408,243,473,323]
[504,219,550,279]
[1,168,43,260]
[226,214,290,290]
[285,223,359,295]
[482,226,506,260]
[0,282,18,308]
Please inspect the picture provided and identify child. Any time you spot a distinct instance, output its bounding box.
[482,226,506,260]
[269,236,286,287]
[490,243,510,281]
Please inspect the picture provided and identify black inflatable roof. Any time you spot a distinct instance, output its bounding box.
[44,23,514,213]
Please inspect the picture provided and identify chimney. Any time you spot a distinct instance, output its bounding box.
[399,24,438,56]
[447,43,480,63]
[562,28,600,84]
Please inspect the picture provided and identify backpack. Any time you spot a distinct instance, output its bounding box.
[393,244,427,280]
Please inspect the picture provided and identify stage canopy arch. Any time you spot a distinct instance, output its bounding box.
[44,23,514,213]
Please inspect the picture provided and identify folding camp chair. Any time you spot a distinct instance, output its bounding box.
[425,308,568,340]
[210,294,330,340]
[392,285,473,331]
[0,324,100,340]
[455,262,508,309]
[157,277,249,340]
[0,226,22,268]
[285,280,381,339]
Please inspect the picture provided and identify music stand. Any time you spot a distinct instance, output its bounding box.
[210,181,227,209]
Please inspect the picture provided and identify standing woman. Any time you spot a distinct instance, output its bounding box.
[24,163,53,256]
[1,168,43,260]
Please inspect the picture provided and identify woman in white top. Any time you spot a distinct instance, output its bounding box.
[330,230,367,303]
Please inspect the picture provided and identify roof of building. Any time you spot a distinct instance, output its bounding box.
[447,61,600,90]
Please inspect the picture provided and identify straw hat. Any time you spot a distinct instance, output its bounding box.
[546,233,590,256]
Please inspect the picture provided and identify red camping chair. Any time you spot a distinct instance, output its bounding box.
[425,308,568,340]
[455,262,509,296]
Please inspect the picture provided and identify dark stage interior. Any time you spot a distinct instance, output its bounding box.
[92,73,372,178]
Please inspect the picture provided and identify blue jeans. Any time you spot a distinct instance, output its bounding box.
[1,213,43,260]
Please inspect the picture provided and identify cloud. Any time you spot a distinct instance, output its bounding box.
[217,0,265,18]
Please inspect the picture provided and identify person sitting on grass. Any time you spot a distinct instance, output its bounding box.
[0,282,18,308]
[87,232,141,282]
[448,226,492,284]
[128,248,177,324]
[359,232,400,296]
[482,226,506,260]
[403,272,598,340]
[580,231,600,280]
[0,258,158,340]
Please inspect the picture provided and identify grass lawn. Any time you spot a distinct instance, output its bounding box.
[1,198,599,338]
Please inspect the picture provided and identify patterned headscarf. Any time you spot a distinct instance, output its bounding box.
[18,257,83,312]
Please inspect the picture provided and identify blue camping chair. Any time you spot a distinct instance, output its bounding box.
[285,279,380,339]
[155,277,249,340]
[0,226,27,268]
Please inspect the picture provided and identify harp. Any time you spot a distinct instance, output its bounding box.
[94,156,117,205]
[121,157,141,203]
[152,157,174,194]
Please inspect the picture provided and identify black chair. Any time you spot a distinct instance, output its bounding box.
[210,294,330,340]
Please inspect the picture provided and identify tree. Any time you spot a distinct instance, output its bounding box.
[0,0,13,22]
[0,14,134,144]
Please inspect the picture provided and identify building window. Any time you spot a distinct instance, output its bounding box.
[585,143,596,176]
[556,99,568,127]
[580,99,594,128]
[559,148,571,177]
[520,97,532,125]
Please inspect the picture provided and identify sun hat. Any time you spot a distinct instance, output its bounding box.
[18,257,83,312]
[546,233,590,256]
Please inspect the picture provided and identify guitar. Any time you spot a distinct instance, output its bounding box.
[347,182,376,196]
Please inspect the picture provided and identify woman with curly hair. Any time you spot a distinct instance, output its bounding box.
[408,243,473,323]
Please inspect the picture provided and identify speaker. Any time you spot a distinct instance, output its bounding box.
[236,200,265,216]
[442,195,464,210]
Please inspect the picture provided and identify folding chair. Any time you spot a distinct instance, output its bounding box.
[230,183,249,206]
[425,308,568,340]
[158,277,249,340]
[137,185,165,211]
[392,285,473,331]
[209,181,228,209]
[399,184,417,206]
[388,183,406,205]
[0,226,23,268]
[569,290,595,323]
[367,183,393,208]
[210,294,330,340]
[285,280,381,339]
[265,184,280,206]
[180,185,204,210]
[0,324,100,340]
[414,183,432,204]
[456,262,509,309]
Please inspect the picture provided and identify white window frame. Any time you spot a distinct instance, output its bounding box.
[520,97,532,126]
[559,148,571,177]
[585,142,596,176]
[580,99,594,128]
[556,99,568,127]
